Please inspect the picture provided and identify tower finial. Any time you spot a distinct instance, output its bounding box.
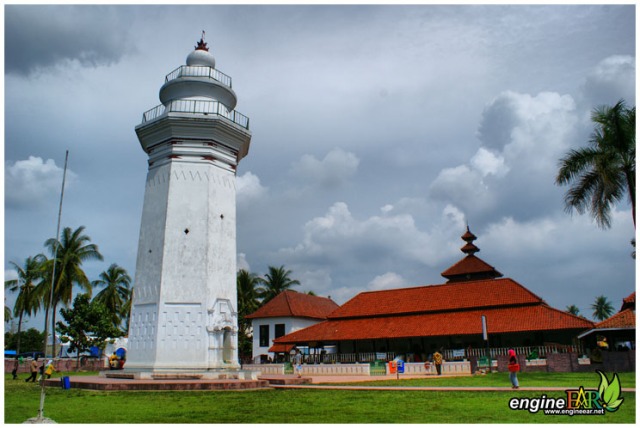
[460,226,479,255]
[195,31,209,52]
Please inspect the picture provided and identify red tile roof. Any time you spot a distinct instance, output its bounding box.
[274,304,594,343]
[246,290,339,320]
[594,309,635,329]
[621,292,636,311]
[268,343,295,353]
[440,254,503,281]
[328,278,542,319]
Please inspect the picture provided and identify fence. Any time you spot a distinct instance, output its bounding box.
[165,65,233,88]
[297,352,396,364]
[447,344,582,360]
[241,361,472,376]
[141,100,250,129]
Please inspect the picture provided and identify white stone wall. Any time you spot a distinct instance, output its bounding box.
[251,317,320,360]
[127,159,239,371]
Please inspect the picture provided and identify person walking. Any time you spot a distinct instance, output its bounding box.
[508,349,520,389]
[25,356,39,383]
[11,357,20,380]
[294,350,303,378]
[433,350,443,376]
[44,360,56,379]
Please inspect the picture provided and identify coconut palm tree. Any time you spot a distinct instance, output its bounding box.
[257,265,300,305]
[591,295,614,321]
[4,254,46,354]
[556,100,635,229]
[237,269,261,360]
[565,304,581,316]
[92,263,132,332]
[121,287,134,334]
[41,226,103,357]
[237,269,261,323]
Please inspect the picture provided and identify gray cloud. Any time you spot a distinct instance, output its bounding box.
[4,5,635,327]
[5,5,134,75]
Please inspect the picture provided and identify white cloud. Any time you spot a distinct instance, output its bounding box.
[582,55,636,106]
[289,148,359,188]
[236,171,267,206]
[279,201,468,275]
[5,156,76,209]
[430,91,578,221]
[367,272,407,291]
[237,253,251,272]
[470,147,508,178]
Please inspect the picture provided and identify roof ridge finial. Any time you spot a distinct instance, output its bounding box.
[461,226,479,255]
[195,30,209,52]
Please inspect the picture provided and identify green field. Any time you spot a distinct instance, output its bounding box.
[4,371,635,424]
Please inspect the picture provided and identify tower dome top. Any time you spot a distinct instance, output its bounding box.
[186,32,216,68]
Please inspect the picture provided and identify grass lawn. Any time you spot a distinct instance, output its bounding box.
[4,371,635,424]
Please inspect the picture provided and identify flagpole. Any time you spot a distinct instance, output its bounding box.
[36,150,69,422]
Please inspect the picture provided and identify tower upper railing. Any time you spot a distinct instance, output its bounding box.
[141,99,250,130]
[165,65,232,88]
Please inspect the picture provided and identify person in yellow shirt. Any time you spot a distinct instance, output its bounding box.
[44,360,55,379]
[432,350,443,376]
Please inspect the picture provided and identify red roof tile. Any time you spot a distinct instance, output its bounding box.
[328,278,541,319]
[274,304,594,343]
[594,309,635,329]
[621,292,636,311]
[268,343,295,353]
[246,290,339,320]
[440,254,503,281]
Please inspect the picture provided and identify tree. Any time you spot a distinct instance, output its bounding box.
[591,295,615,321]
[566,304,581,316]
[237,269,261,361]
[121,287,134,334]
[4,328,45,352]
[41,226,103,357]
[556,100,635,229]
[5,255,46,354]
[56,293,122,369]
[257,265,300,304]
[92,263,132,332]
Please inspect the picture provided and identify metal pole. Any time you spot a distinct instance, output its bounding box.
[482,315,490,372]
[37,150,68,421]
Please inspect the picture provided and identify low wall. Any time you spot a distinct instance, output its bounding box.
[5,358,106,374]
[244,361,472,377]
[493,351,634,373]
[243,364,284,375]
[410,361,471,375]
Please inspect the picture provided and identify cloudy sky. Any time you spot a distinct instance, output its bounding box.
[4,4,636,332]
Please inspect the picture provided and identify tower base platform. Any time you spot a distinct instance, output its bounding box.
[44,374,269,391]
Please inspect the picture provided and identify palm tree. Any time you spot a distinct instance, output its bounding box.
[236,269,262,360]
[556,99,635,229]
[565,304,581,316]
[5,255,47,354]
[41,226,103,356]
[121,287,134,334]
[92,263,132,332]
[257,265,300,304]
[591,295,614,321]
[237,269,261,323]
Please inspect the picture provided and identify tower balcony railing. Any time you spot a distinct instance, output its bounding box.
[165,65,232,88]
[141,99,250,130]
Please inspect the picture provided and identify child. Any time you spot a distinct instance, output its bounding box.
[44,360,56,379]
[508,349,519,389]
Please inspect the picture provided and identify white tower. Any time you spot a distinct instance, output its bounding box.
[125,35,251,378]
